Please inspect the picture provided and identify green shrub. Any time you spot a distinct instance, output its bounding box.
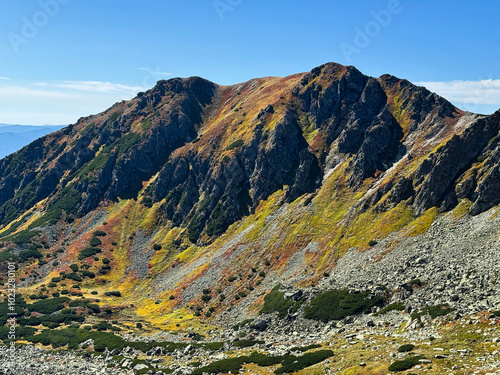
[104,291,121,297]
[78,247,101,260]
[0,326,36,340]
[93,321,113,331]
[20,314,84,327]
[0,294,26,320]
[199,342,224,351]
[259,285,295,318]
[19,247,43,261]
[290,344,322,352]
[304,289,384,322]
[93,230,107,237]
[206,202,227,237]
[65,273,83,282]
[388,356,424,372]
[275,350,334,374]
[232,319,254,331]
[403,279,423,291]
[398,344,415,352]
[80,270,96,279]
[89,237,102,247]
[0,249,19,262]
[225,139,244,151]
[488,133,500,146]
[192,349,333,375]
[28,297,70,314]
[68,299,87,308]
[232,339,264,348]
[374,301,405,316]
[187,214,203,243]
[247,351,283,367]
[7,230,41,245]
[70,264,79,272]
[27,328,126,351]
[153,244,162,251]
[411,304,455,320]
[192,357,245,375]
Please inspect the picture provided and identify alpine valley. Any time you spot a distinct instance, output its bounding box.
[1,63,500,375]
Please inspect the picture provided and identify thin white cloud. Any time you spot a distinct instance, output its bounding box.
[417,79,500,105]
[0,79,141,125]
[0,85,75,99]
[0,77,10,80]
[138,67,172,77]
[35,80,143,94]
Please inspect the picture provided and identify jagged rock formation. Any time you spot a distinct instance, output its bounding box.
[1,63,498,246]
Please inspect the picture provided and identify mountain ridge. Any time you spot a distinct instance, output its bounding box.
[2,63,495,236]
[1,62,500,374]
[2,62,500,281]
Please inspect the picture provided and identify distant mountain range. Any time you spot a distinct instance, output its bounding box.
[0,124,66,159]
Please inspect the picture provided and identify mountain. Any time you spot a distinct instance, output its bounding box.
[0,124,66,159]
[1,63,500,374]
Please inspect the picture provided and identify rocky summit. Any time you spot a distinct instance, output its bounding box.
[0,63,500,374]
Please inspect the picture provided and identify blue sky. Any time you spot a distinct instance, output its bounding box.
[0,0,499,125]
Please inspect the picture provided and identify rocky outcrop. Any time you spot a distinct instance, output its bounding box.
[148,107,321,242]
[412,111,500,215]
